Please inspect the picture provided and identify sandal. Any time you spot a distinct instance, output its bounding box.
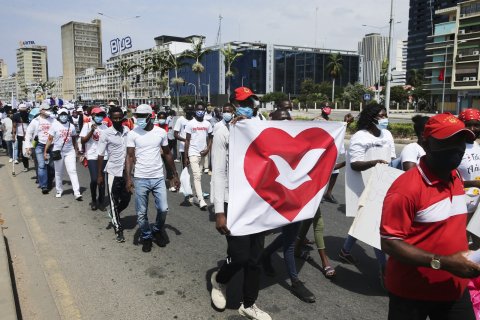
[322,266,336,279]
[295,251,314,262]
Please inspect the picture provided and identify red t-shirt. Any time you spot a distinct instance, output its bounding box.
[381,158,469,301]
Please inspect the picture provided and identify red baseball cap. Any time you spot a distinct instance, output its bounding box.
[423,113,475,140]
[458,108,480,122]
[91,107,105,115]
[234,87,258,101]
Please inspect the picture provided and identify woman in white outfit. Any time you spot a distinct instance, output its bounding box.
[44,108,82,200]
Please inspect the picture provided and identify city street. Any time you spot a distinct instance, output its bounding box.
[0,145,398,320]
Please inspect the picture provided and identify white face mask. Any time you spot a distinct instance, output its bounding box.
[375,118,389,130]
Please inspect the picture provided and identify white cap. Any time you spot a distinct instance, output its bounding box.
[18,103,27,110]
[108,101,116,106]
[135,104,153,114]
[58,108,68,115]
[40,103,51,110]
[76,106,83,112]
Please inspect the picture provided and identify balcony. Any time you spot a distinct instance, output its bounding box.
[457,52,480,62]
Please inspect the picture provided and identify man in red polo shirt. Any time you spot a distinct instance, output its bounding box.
[381,113,480,320]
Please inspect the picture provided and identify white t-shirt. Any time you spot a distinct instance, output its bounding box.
[79,122,109,160]
[126,126,168,179]
[458,142,480,213]
[48,121,77,153]
[174,116,189,152]
[400,142,425,167]
[1,118,13,141]
[185,118,213,156]
[349,129,396,163]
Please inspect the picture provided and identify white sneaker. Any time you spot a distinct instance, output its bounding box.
[204,168,209,174]
[74,194,83,201]
[23,168,28,172]
[14,160,19,164]
[168,187,177,192]
[8,158,12,163]
[174,159,180,163]
[238,304,272,320]
[199,199,208,210]
[55,192,62,198]
[210,271,227,310]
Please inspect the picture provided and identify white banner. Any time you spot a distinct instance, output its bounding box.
[348,164,403,249]
[227,120,346,236]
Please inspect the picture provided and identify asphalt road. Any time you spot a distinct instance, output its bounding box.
[0,144,405,320]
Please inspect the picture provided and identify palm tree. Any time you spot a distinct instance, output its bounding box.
[406,69,425,88]
[21,87,30,100]
[144,50,172,105]
[163,51,187,109]
[114,60,141,108]
[326,53,343,103]
[182,38,210,101]
[34,80,56,101]
[220,44,243,94]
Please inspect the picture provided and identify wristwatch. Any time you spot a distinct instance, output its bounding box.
[430,255,441,270]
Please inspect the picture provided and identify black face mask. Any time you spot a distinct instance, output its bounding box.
[112,121,123,131]
[428,149,465,173]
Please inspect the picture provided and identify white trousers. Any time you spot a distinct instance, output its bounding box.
[189,155,205,201]
[54,149,80,196]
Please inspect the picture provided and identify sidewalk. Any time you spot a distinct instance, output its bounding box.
[0,224,17,320]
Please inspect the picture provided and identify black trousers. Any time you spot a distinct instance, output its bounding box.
[388,290,475,320]
[106,173,131,233]
[16,136,29,169]
[216,202,265,308]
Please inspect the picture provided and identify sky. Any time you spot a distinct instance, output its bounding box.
[0,0,409,78]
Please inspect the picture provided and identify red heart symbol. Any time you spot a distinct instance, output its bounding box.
[244,127,337,221]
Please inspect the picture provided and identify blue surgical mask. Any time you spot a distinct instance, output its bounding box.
[195,110,205,118]
[59,115,69,123]
[137,118,148,129]
[158,119,166,125]
[237,107,253,119]
[223,112,233,123]
[94,116,104,124]
[375,118,389,130]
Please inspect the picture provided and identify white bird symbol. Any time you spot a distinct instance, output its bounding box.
[269,148,326,190]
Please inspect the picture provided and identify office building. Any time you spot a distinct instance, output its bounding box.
[0,59,8,79]
[61,19,102,100]
[16,44,48,100]
[424,0,480,113]
[407,0,460,72]
[0,75,18,102]
[358,33,389,87]
[392,40,407,86]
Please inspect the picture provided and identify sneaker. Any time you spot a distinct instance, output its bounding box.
[116,231,125,243]
[290,279,316,303]
[168,187,177,192]
[210,271,227,310]
[204,168,209,174]
[41,188,49,194]
[238,304,272,320]
[90,202,97,211]
[174,159,180,163]
[202,192,210,199]
[142,238,153,252]
[74,194,83,201]
[199,199,208,210]
[23,168,28,172]
[14,160,19,164]
[339,248,357,265]
[55,192,62,198]
[261,255,276,277]
[8,158,12,163]
[322,194,338,204]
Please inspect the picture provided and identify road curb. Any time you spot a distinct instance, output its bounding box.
[0,226,18,320]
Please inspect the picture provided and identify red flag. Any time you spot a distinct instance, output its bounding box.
[438,68,445,81]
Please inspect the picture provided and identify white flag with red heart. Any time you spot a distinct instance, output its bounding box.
[227,120,346,236]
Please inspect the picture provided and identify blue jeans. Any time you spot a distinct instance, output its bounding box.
[6,141,17,160]
[263,222,300,280]
[35,144,54,189]
[343,235,387,269]
[134,177,169,240]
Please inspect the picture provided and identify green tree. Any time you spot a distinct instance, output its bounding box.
[220,44,243,95]
[260,92,288,104]
[163,51,188,108]
[182,38,211,101]
[326,53,343,103]
[298,79,328,108]
[114,59,141,107]
[144,50,171,104]
[33,80,56,101]
[406,69,425,88]
[389,86,409,106]
[341,83,373,105]
[179,95,196,107]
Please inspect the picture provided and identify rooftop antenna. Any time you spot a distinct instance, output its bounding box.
[216,14,223,46]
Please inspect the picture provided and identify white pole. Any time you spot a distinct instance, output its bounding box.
[385,0,394,114]
[441,45,448,113]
